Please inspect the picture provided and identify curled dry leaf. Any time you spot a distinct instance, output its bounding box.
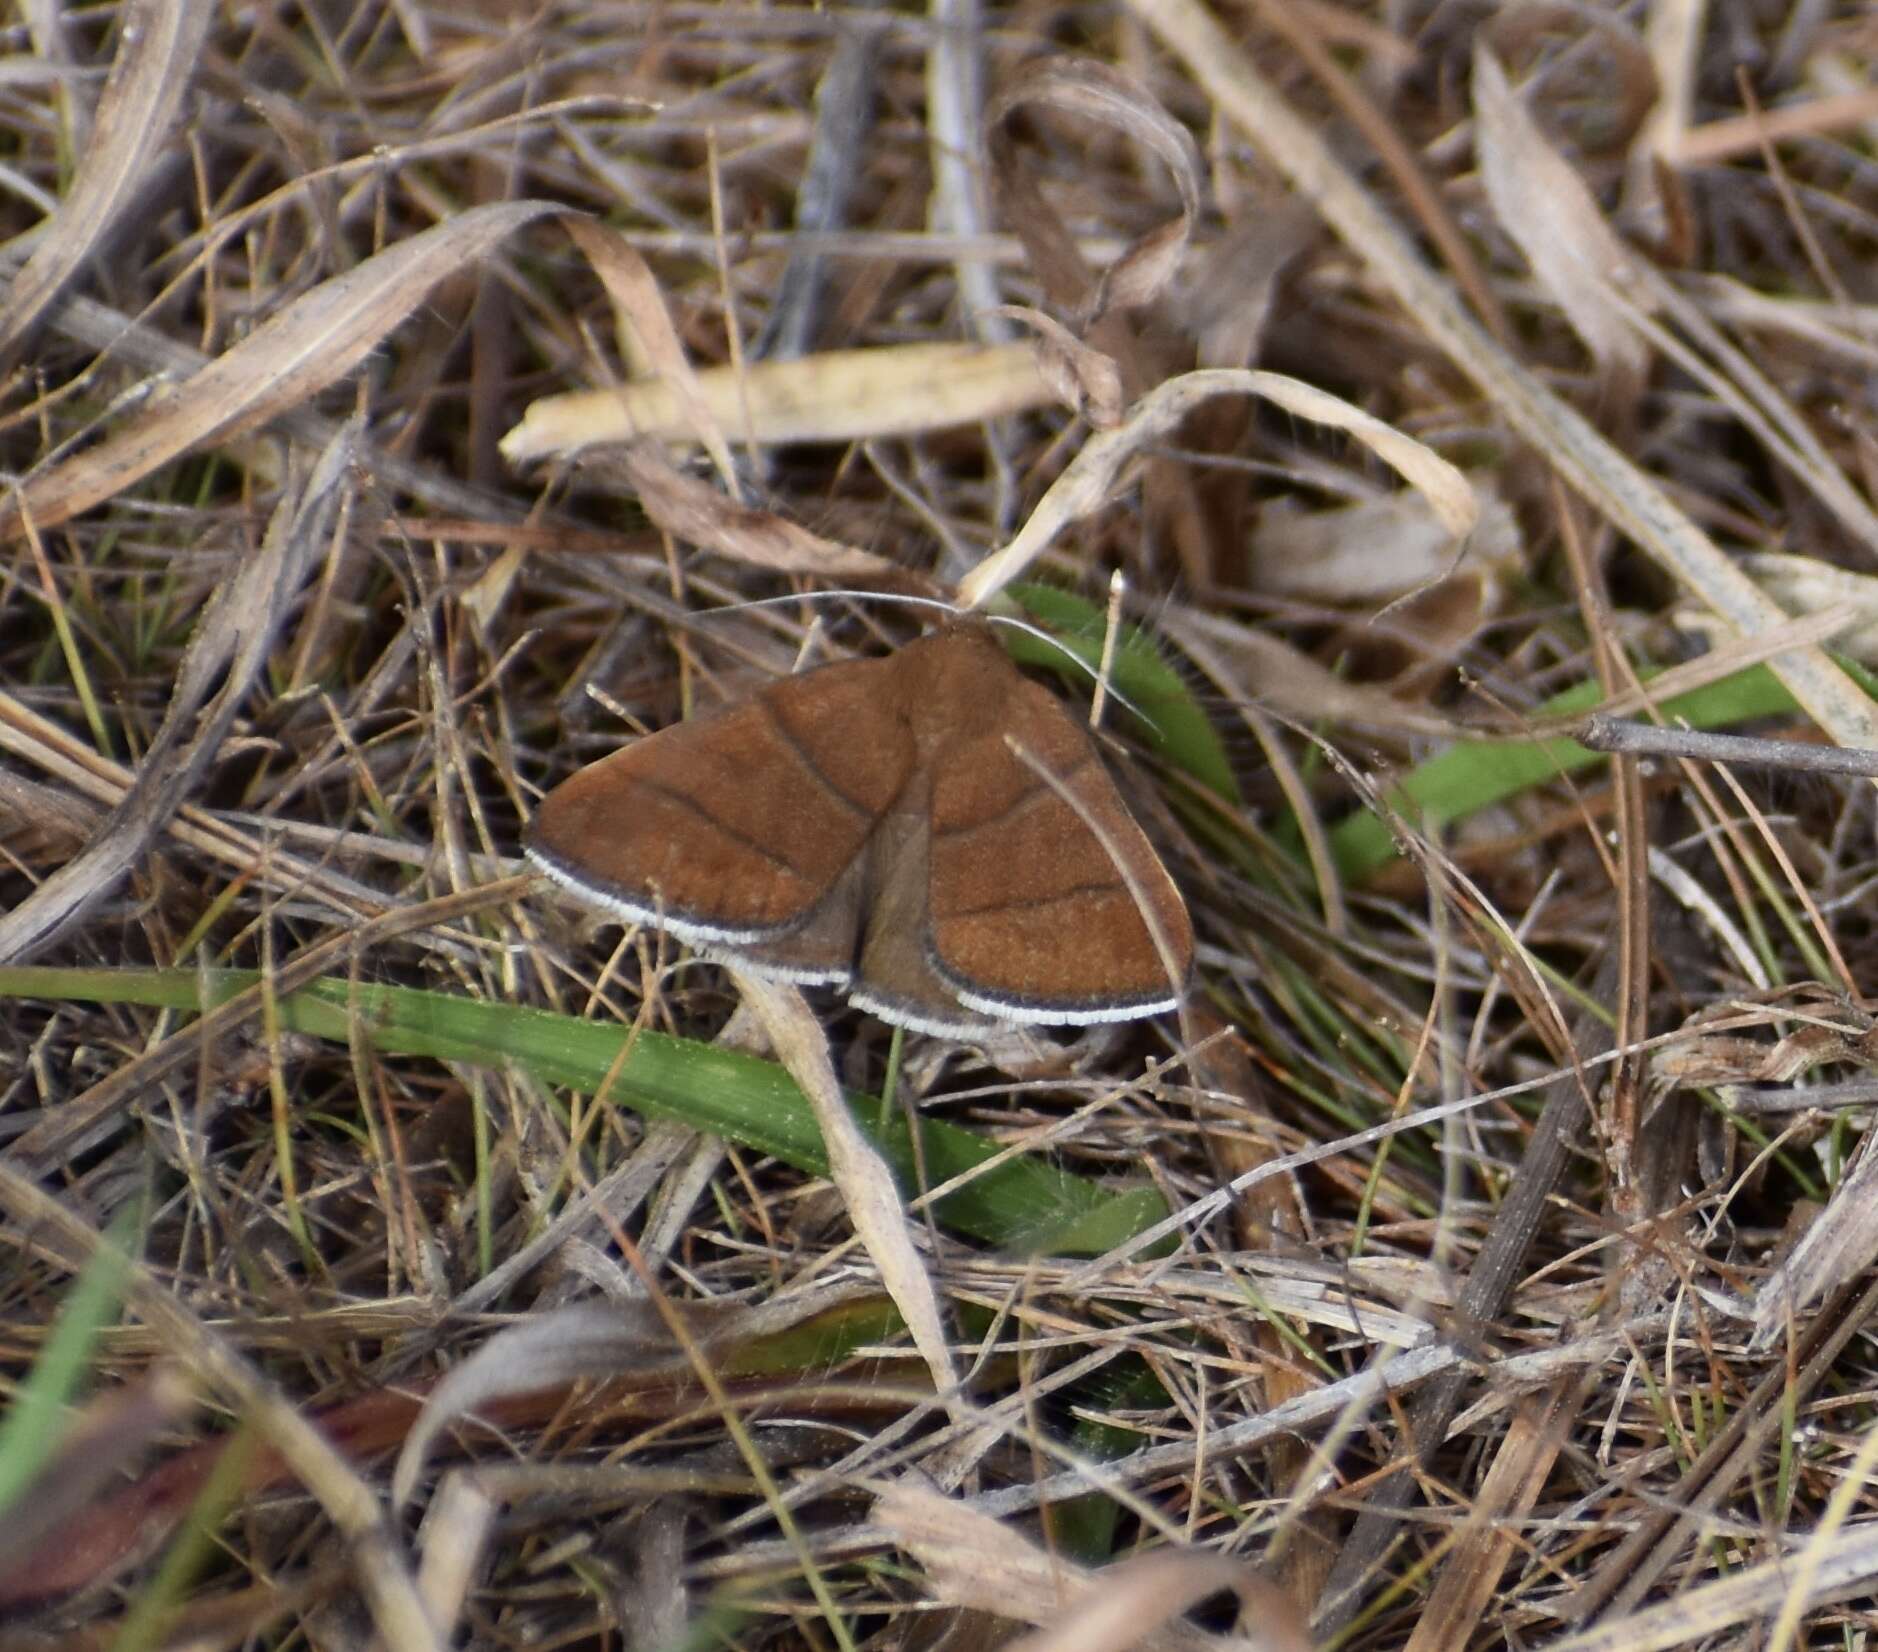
[1482,5,1660,159]
[614,442,913,586]
[960,368,1477,609]
[1249,477,1519,604]
[1003,1551,1310,1652]
[0,200,563,540]
[1243,374,1478,536]
[1249,478,1520,681]
[1651,996,1873,1095]
[877,1481,1084,1627]
[392,1299,687,1506]
[995,305,1127,428]
[501,341,1057,461]
[989,58,1204,322]
[393,1282,876,1507]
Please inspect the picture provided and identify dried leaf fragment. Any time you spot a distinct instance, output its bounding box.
[615,442,912,585]
[500,341,1057,461]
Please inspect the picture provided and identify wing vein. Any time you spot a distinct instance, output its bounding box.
[636,776,815,879]
[760,698,881,818]
[931,752,1099,842]
[942,878,1127,919]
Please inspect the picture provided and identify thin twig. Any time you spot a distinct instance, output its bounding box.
[1580,716,1878,777]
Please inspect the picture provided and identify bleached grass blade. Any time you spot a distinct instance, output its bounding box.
[0,0,214,361]
[1,201,561,538]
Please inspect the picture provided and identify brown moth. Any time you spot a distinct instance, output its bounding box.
[527,619,1193,1038]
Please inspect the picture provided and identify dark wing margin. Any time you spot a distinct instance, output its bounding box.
[527,659,915,973]
[925,680,1192,1024]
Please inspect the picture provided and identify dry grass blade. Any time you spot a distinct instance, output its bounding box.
[1613,266,1878,553]
[0,424,355,963]
[951,1339,1461,1523]
[1401,1374,1588,1652]
[0,200,560,538]
[0,0,213,362]
[560,216,739,491]
[1244,0,1506,342]
[409,1474,495,1646]
[1569,1273,1878,1622]
[926,0,1008,345]
[879,1482,1309,1651]
[615,441,914,585]
[1311,943,1622,1635]
[1547,1519,1878,1652]
[0,1163,442,1651]
[755,23,883,364]
[0,683,484,941]
[1186,1014,1337,1610]
[1473,46,1650,393]
[501,340,1057,460]
[7,880,522,1174]
[1746,554,1878,662]
[1667,85,1878,164]
[732,971,961,1406]
[7,265,521,521]
[959,368,1473,607]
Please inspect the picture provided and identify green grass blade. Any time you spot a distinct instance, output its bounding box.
[0,968,1167,1258]
[1329,663,1805,881]
[1003,583,1241,804]
[0,1205,136,1513]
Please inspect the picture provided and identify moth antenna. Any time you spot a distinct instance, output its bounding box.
[724,589,965,623]
[979,609,1154,731]
[703,588,1166,731]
